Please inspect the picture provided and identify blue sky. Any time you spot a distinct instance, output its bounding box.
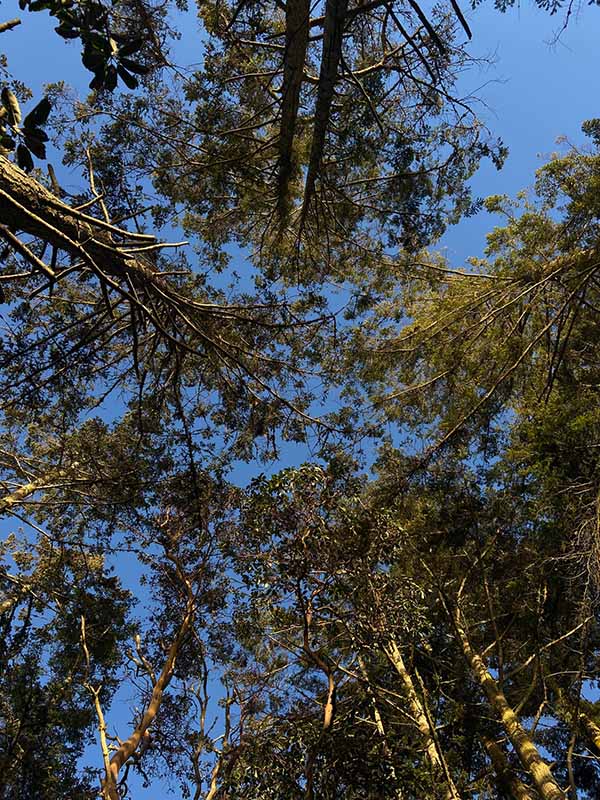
[2,0,599,564]
[441,2,600,261]
[3,0,599,259]
[2,1,600,793]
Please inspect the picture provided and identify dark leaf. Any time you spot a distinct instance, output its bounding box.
[117,65,139,90]
[24,126,49,142]
[55,24,80,39]
[108,32,130,43]
[86,31,111,53]
[117,38,144,57]
[24,135,46,160]
[89,70,105,91]
[23,98,52,129]
[82,47,106,72]
[56,8,79,26]
[120,58,150,76]
[16,143,34,172]
[105,65,118,92]
[0,135,16,151]
[85,2,107,27]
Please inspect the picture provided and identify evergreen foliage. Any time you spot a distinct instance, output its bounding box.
[1,2,599,798]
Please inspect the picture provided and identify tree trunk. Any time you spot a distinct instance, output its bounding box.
[277,0,310,216]
[482,734,539,800]
[0,155,166,292]
[578,711,600,752]
[453,606,565,800]
[101,603,195,799]
[384,638,462,800]
[299,0,348,224]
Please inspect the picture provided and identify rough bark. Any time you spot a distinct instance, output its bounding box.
[0,155,240,362]
[482,734,539,800]
[384,638,462,800]
[453,606,565,800]
[299,0,348,226]
[0,468,74,516]
[0,155,168,295]
[277,0,310,217]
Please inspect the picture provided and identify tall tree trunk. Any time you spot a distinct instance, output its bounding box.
[100,602,195,800]
[384,638,462,800]
[299,0,348,227]
[277,0,310,217]
[453,605,565,800]
[482,734,538,800]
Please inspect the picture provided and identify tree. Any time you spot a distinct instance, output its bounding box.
[70,0,503,288]
[219,446,600,797]
[0,0,505,458]
[0,531,132,800]
[348,120,600,460]
[1,4,600,799]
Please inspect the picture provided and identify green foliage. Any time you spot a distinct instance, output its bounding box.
[0,535,132,799]
[2,5,600,799]
[20,0,155,91]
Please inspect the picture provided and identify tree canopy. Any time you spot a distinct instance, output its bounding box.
[1,2,600,799]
